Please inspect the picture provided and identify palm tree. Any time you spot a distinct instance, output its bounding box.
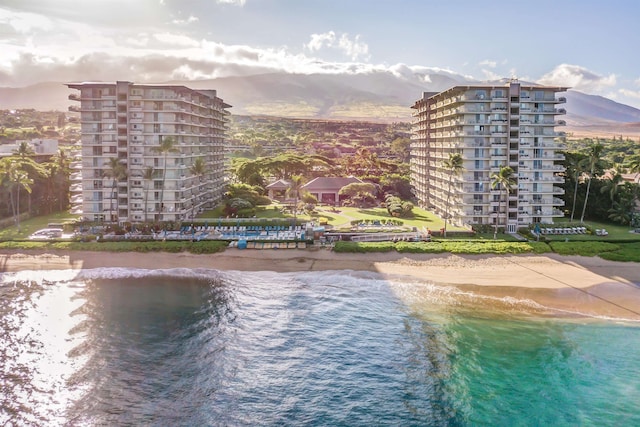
[1,160,33,231]
[600,165,624,202]
[50,148,71,212]
[565,152,586,223]
[11,142,39,214]
[12,141,35,158]
[152,136,178,221]
[13,169,33,232]
[286,175,305,225]
[142,166,156,223]
[627,154,640,183]
[189,157,206,220]
[103,157,127,223]
[442,153,464,237]
[580,141,604,223]
[490,165,515,239]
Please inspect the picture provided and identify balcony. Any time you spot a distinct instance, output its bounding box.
[69,93,81,102]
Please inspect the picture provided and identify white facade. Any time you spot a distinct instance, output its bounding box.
[411,81,568,231]
[0,139,59,157]
[68,81,231,223]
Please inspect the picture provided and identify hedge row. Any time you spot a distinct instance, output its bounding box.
[0,240,229,254]
[333,240,639,261]
[334,240,550,255]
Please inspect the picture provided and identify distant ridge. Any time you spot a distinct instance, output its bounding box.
[1,72,640,135]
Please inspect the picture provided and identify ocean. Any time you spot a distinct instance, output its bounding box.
[1,268,639,426]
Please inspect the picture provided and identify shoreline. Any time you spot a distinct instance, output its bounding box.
[2,248,640,320]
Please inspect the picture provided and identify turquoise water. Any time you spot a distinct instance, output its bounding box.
[0,268,639,426]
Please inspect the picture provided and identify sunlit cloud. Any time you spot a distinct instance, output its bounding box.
[304,31,370,61]
[153,32,200,48]
[481,69,502,81]
[171,15,199,25]
[0,8,54,33]
[479,59,497,68]
[216,0,246,5]
[538,64,616,92]
[618,88,640,100]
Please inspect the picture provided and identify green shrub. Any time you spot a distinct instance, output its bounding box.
[440,241,550,255]
[395,241,445,253]
[549,241,620,256]
[0,239,228,254]
[333,241,395,253]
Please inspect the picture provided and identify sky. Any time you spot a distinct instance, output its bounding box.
[1,0,640,107]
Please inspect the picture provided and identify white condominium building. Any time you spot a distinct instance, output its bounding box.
[68,81,231,223]
[411,81,568,232]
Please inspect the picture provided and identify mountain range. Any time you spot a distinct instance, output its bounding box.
[2,71,640,137]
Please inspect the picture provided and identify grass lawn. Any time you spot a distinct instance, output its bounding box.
[0,211,81,240]
[308,205,470,232]
[542,217,640,241]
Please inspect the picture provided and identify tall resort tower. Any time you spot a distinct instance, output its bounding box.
[67,81,231,224]
[410,81,568,232]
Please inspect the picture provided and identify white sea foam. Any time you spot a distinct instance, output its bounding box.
[0,267,222,285]
[75,267,222,282]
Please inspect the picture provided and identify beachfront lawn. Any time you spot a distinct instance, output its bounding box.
[0,211,80,240]
[307,205,469,232]
[542,217,640,241]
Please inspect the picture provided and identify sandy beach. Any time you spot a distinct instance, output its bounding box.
[1,248,640,320]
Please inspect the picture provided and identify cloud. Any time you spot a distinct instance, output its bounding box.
[171,15,199,25]
[538,64,616,92]
[216,0,246,5]
[618,88,640,100]
[479,59,497,68]
[304,31,370,61]
[153,32,200,48]
[481,69,502,81]
[0,8,54,33]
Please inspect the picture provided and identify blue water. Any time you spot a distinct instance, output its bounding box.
[1,268,639,426]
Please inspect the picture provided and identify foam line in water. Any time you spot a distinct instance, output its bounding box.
[75,267,222,282]
[0,267,223,285]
